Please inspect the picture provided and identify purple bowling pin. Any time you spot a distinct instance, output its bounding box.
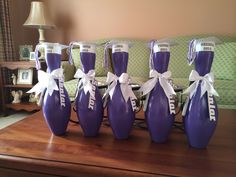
[28,43,71,136]
[69,42,103,136]
[103,41,137,139]
[183,37,221,148]
[139,40,176,143]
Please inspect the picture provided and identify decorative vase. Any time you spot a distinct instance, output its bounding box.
[103,41,137,139]
[28,42,71,136]
[183,37,221,148]
[69,42,103,136]
[139,40,176,143]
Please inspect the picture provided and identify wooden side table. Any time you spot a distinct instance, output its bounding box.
[0,61,45,115]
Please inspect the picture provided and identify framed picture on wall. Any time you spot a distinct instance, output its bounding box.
[17,69,33,85]
[19,45,33,60]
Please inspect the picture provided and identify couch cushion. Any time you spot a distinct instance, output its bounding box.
[169,45,194,79]
[214,80,236,108]
[213,42,236,80]
[126,39,150,78]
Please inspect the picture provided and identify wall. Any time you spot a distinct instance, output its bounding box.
[9,0,38,57]
[9,0,236,46]
[44,0,236,43]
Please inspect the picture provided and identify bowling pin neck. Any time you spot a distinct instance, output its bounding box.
[46,53,61,73]
[194,51,214,76]
[152,52,170,73]
[112,52,128,77]
[80,53,96,74]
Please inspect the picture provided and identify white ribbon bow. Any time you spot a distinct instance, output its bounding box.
[139,70,176,113]
[183,70,219,98]
[139,70,176,98]
[103,72,137,110]
[182,70,219,121]
[27,68,65,107]
[28,68,64,96]
[74,69,96,98]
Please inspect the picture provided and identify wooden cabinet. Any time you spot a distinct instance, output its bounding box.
[0,61,45,115]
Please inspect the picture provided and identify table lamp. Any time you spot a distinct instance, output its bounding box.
[23,1,55,58]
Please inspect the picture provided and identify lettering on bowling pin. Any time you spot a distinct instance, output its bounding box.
[168,95,175,115]
[58,77,66,107]
[131,98,137,111]
[208,93,216,121]
[88,80,96,110]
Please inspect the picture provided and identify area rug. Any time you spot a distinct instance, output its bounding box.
[0,111,32,129]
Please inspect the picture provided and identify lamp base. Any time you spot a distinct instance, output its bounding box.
[38,46,45,60]
[38,28,45,60]
[38,29,46,43]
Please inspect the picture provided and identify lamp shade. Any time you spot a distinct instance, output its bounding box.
[23,1,55,29]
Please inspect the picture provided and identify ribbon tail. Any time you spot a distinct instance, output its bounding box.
[102,80,117,107]
[200,80,208,97]
[83,81,92,95]
[103,94,109,108]
[109,84,116,100]
[182,96,190,116]
[27,83,41,94]
[103,80,117,100]
[201,81,219,98]
[208,83,219,97]
[159,78,176,115]
[183,81,198,98]
[159,78,176,98]
[120,84,137,111]
[27,83,46,97]
[121,84,137,102]
[143,93,150,111]
[139,78,157,96]
[37,89,46,106]
[47,80,59,96]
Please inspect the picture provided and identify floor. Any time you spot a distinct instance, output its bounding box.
[0,110,32,129]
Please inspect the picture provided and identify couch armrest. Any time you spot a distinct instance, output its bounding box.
[61,61,75,81]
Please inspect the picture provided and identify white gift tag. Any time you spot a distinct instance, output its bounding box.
[153,43,170,53]
[112,43,129,53]
[196,42,215,52]
[80,44,96,54]
[46,45,62,54]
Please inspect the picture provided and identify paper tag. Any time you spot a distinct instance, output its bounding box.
[80,44,96,54]
[182,96,190,116]
[143,93,150,111]
[112,43,129,53]
[153,43,170,53]
[46,45,62,55]
[196,42,215,52]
